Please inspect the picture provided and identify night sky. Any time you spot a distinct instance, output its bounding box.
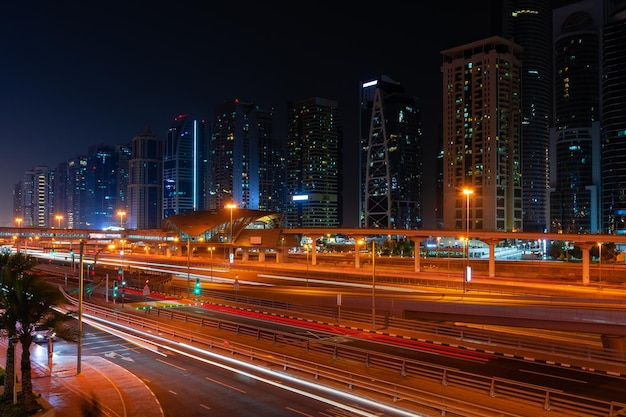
[0,1,492,226]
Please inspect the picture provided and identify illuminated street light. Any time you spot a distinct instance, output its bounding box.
[598,242,602,286]
[462,188,474,292]
[436,237,441,258]
[304,241,311,286]
[371,239,376,331]
[15,217,23,228]
[187,236,191,298]
[208,246,215,282]
[55,214,63,229]
[117,210,126,229]
[226,203,237,262]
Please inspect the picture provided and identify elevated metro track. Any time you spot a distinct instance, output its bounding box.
[2,226,624,286]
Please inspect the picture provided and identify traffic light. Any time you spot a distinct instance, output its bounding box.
[194,278,201,296]
[113,283,119,297]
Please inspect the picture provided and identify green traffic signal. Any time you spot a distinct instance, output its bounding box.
[194,279,201,295]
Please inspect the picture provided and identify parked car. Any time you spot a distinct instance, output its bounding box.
[31,324,56,343]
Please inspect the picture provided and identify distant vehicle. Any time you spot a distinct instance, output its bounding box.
[31,324,56,343]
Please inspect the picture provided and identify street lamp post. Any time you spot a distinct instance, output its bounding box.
[226,203,237,263]
[77,240,85,375]
[598,242,602,286]
[371,239,376,331]
[187,236,191,298]
[15,217,22,228]
[55,214,63,229]
[462,188,474,292]
[117,210,126,229]
[305,243,310,286]
[208,246,215,282]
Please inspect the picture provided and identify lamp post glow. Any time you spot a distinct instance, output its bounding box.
[117,210,126,229]
[371,239,376,331]
[304,242,311,286]
[55,214,63,229]
[462,188,474,292]
[208,246,215,282]
[15,217,22,228]
[226,203,237,261]
[598,242,602,286]
[187,237,191,298]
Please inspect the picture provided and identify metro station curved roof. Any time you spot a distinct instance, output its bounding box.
[161,209,287,247]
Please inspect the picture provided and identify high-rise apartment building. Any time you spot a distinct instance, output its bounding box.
[16,166,53,227]
[550,0,603,233]
[359,76,422,229]
[84,144,130,229]
[601,1,626,234]
[65,156,88,228]
[128,126,163,229]
[441,36,523,232]
[285,97,340,228]
[499,0,553,232]
[209,99,281,212]
[163,114,207,218]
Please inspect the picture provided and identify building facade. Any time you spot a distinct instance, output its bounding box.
[285,97,340,228]
[84,144,130,230]
[441,36,523,232]
[601,1,626,234]
[209,99,280,212]
[359,76,422,229]
[500,0,553,232]
[549,0,603,234]
[163,114,207,218]
[128,126,163,229]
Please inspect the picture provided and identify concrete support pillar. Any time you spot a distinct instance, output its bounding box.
[258,251,265,263]
[241,248,249,262]
[410,238,423,272]
[276,247,288,263]
[482,239,503,278]
[311,236,320,266]
[601,335,626,359]
[577,242,595,286]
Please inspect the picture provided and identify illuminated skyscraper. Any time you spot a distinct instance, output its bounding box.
[84,144,130,229]
[601,1,626,234]
[17,166,53,227]
[441,36,523,232]
[209,99,279,211]
[128,126,163,229]
[163,114,207,218]
[500,0,553,232]
[359,76,422,229]
[285,97,340,228]
[550,0,603,233]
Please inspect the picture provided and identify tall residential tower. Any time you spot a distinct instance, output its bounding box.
[441,36,523,232]
[359,76,422,229]
[285,97,340,228]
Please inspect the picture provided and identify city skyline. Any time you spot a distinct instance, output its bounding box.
[0,2,492,226]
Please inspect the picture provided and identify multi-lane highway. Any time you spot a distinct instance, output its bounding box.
[30,250,626,416]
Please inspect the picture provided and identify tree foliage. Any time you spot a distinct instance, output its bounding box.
[0,253,76,415]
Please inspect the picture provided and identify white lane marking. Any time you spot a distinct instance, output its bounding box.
[520,368,588,384]
[205,376,247,393]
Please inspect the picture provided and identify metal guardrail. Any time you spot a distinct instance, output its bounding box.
[44,264,626,371]
[191,288,626,369]
[61,290,626,417]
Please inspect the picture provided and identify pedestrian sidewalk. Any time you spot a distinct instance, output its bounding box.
[0,341,163,417]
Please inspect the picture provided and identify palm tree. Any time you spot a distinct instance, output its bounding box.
[0,253,35,403]
[0,254,75,414]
